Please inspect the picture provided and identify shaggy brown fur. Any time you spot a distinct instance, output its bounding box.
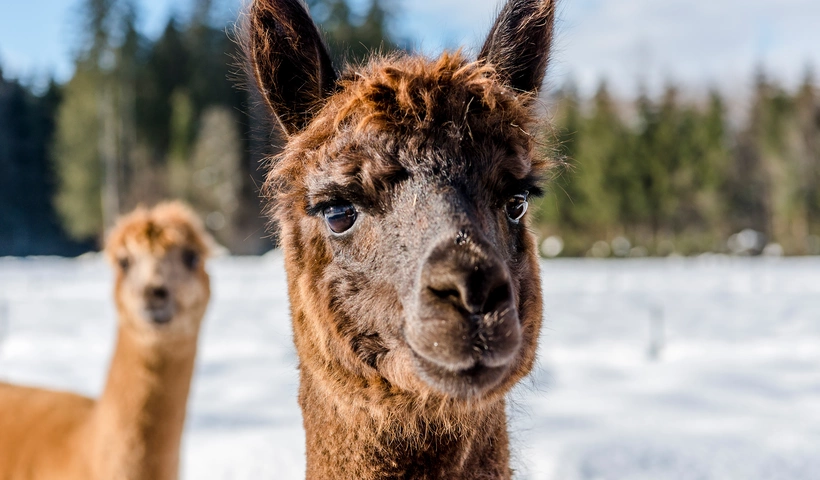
[247,0,556,478]
[0,202,211,480]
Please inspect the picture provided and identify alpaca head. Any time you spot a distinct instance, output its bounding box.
[105,202,212,344]
[249,0,554,401]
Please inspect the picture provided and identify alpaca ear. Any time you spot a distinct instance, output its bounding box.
[478,0,557,94]
[248,0,338,135]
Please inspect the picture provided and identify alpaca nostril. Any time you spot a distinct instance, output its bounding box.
[461,276,513,315]
[482,282,513,315]
[149,286,169,302]
[423,264,513,315]
[429,287,462,305]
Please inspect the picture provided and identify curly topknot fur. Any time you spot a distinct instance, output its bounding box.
[105,201,212,263]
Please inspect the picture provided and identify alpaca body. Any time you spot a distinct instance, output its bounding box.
[0,203,211,480]
[0,333,195,479]
[0,383,93,478]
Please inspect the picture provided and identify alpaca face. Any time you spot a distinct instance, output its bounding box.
[106,203,211,342]
[250,0,554,400]
[298,129,544,399]
[114,246,209,334]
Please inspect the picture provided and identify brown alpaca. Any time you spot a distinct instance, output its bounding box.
[246,0,556,478]
[0,202,211,480]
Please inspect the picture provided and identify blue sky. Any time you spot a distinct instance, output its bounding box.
[2,0,819,96]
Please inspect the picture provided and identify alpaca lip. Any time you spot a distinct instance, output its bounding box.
[409,348,513,399]
[144,306,173,324]
[404,310,523,381]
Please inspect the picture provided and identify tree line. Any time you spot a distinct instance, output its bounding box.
[0,0,396,256]
[533,72,820,256]
[1,0,818,257]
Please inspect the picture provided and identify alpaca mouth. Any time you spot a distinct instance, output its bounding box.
[144,305,174,324]
[410,349,513,399]
[404,309,522,398]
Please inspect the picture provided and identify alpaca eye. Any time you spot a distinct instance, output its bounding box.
[118,257,130,271]
[323,203,357,234]
[182,249,199,270]
[505,192,529,223]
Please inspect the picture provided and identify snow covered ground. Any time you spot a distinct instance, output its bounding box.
[1,254,818,479]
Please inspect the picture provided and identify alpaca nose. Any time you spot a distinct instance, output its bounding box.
[409,233,521,373]
[146,286,169,304]
[143,283,174,324]
[421,238,514,317]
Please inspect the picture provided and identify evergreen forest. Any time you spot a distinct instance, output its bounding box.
[1,0,818,257]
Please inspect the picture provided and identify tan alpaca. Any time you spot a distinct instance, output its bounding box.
[0,202,211,480]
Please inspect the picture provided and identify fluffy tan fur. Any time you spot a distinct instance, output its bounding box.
[0,202,211,480]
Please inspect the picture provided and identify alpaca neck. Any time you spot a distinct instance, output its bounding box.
[299,369,512,480]
[93,320,198,479]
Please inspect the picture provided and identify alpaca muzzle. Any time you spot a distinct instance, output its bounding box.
[405,236,522,398]
[144,286,174,324]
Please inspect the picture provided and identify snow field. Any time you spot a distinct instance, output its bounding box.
[1,254,818,479]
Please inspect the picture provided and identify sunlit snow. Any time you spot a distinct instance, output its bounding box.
[1,254,818,479]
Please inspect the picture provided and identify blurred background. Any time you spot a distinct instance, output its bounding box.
[2,1,820,479]
[1,0,819,257]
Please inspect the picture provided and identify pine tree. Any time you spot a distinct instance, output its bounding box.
[531,82,578,232]
[187,106,243,247]
[53,66,106,240]
[53,0,135,240]
[306,0,400,65]
[696,91,731,231]
[794,69,820,245]
[570,82,621,235]
[0,71,84,254]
